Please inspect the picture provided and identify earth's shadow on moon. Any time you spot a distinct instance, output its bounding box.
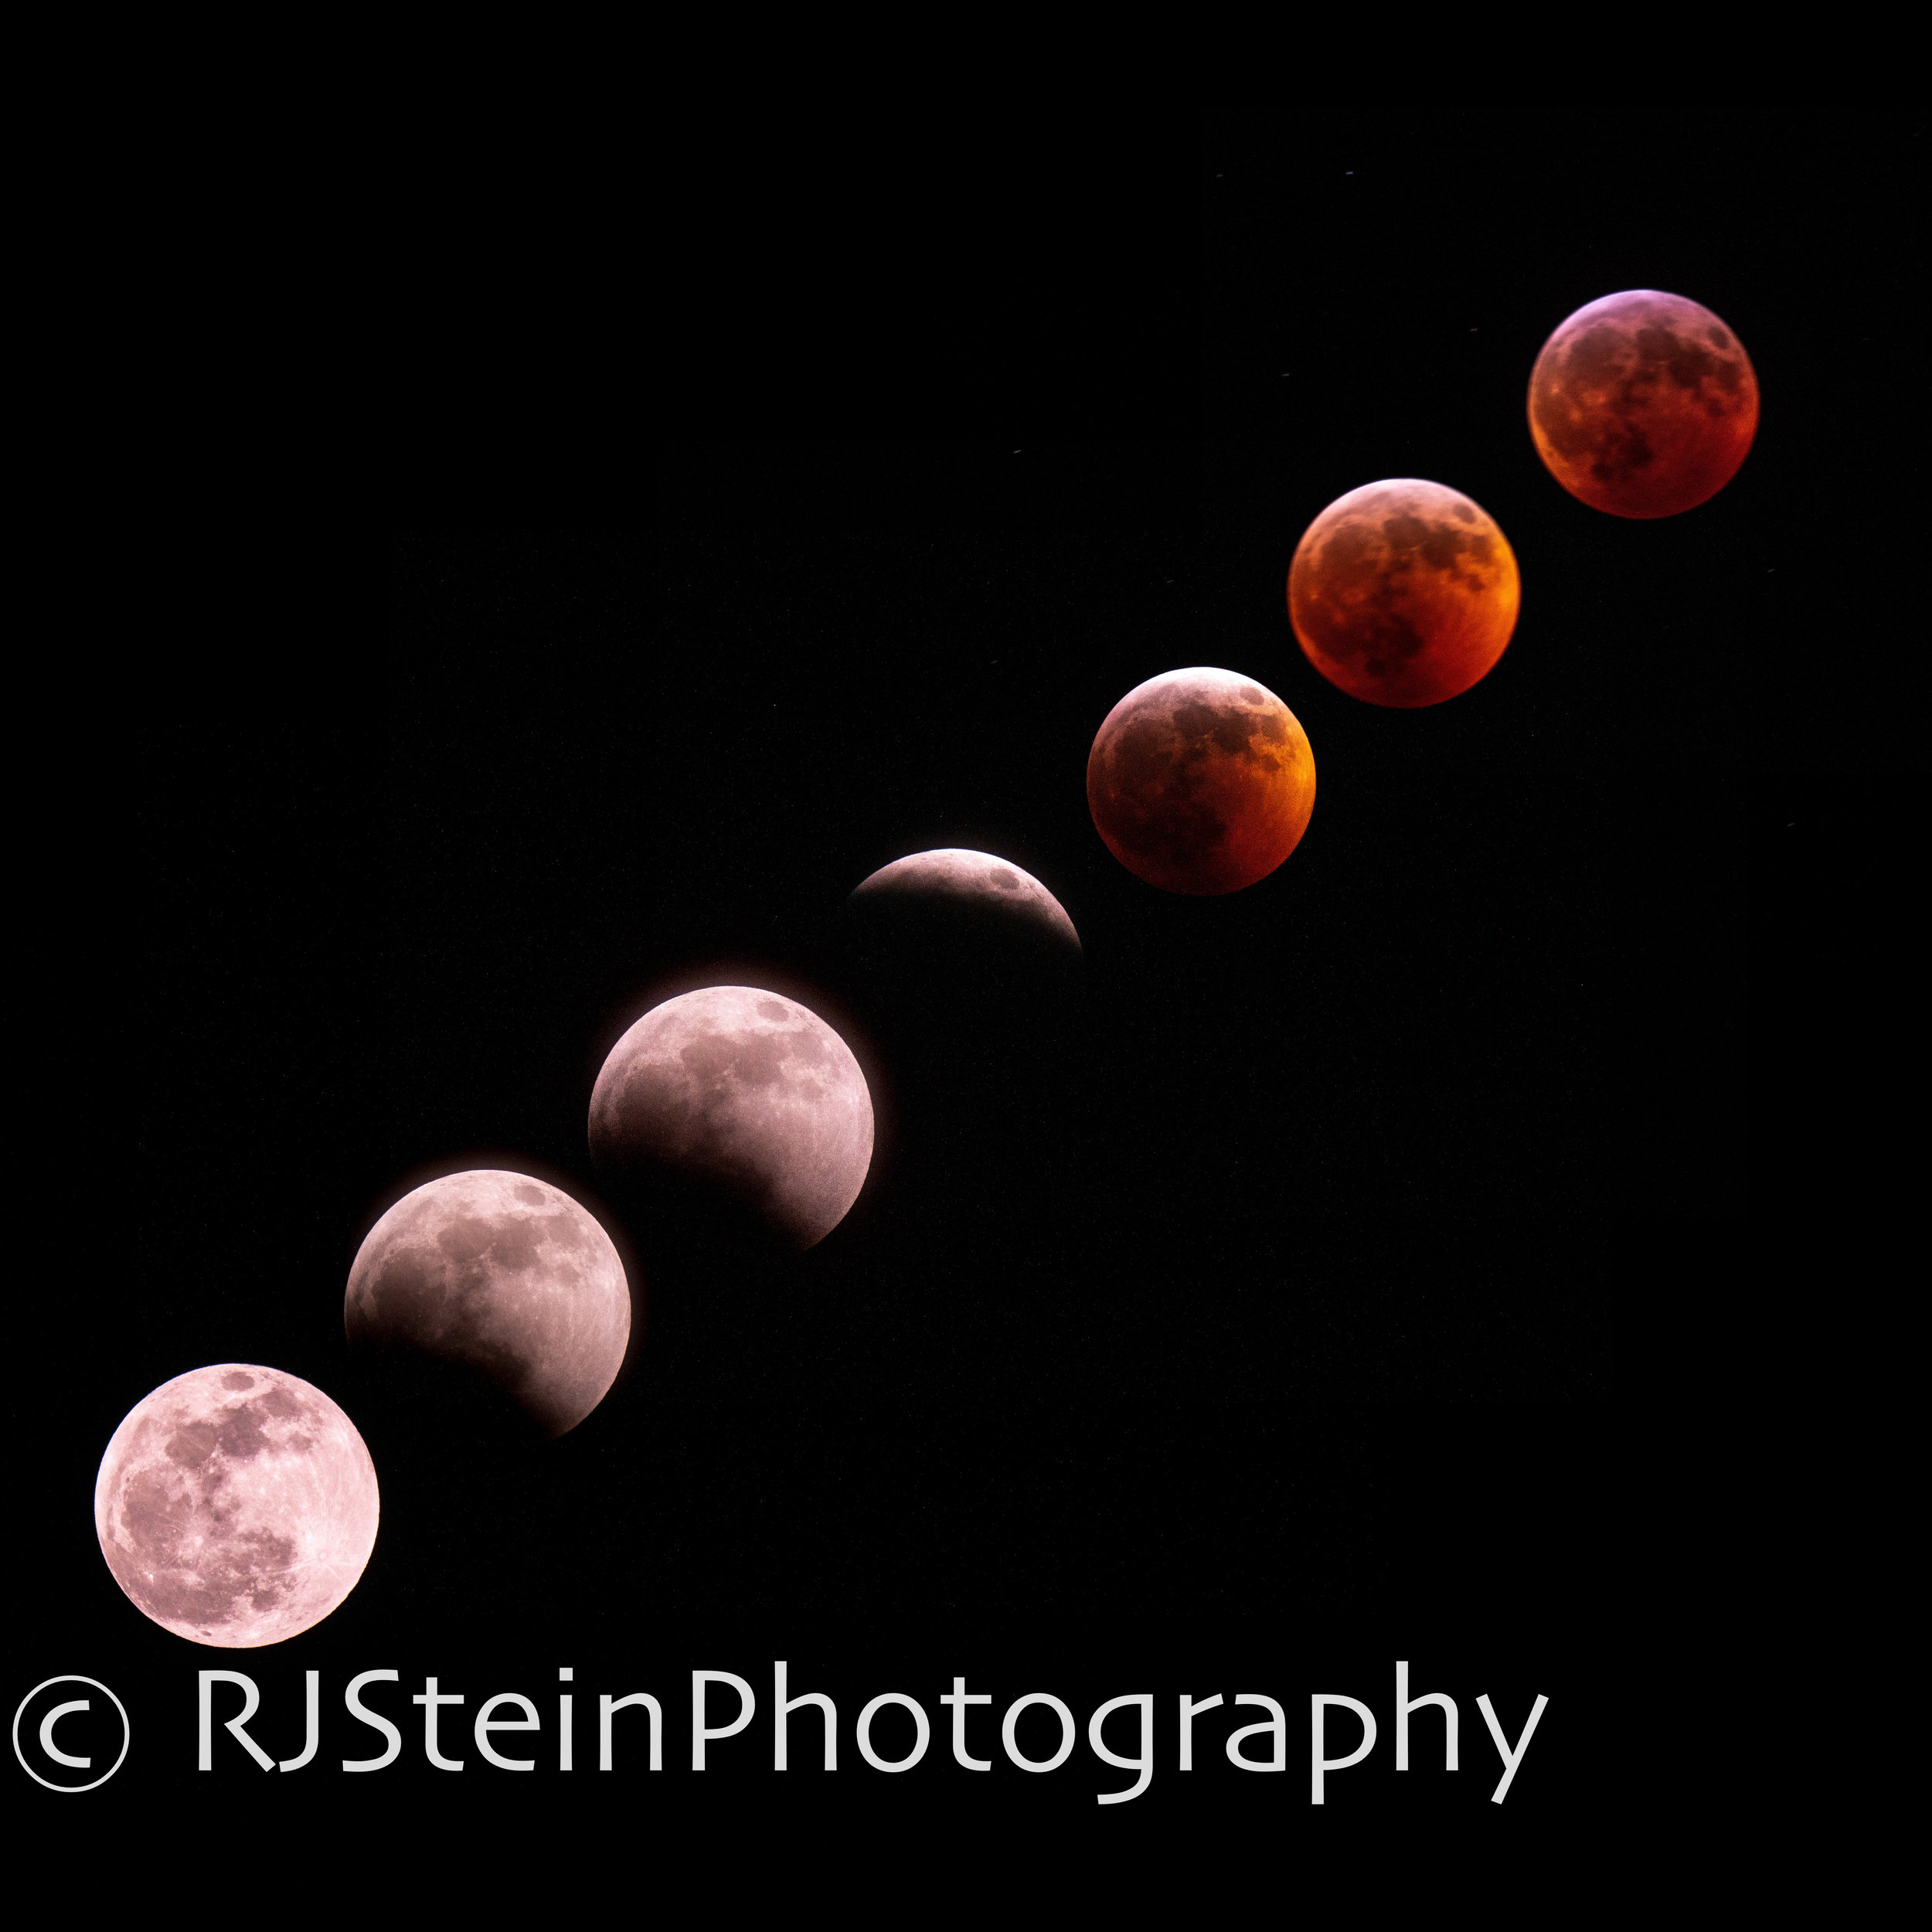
[339,1345,547,1468]
[583,960,900,1211]
[828,855,1090,1202]
[594,1185,813,1395]
[580,961,898,1386]
[341,1148,647,1441]
[811,869,1100,1403]
[580,920,1096,1406]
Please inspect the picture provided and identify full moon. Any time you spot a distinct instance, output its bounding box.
[1086,668,1315,895]
[1528,290,1758,519]
[1288,480,1520,708]
[590,986,874,1250]
[94,1365,379,1648]
[345,1170,631,1437]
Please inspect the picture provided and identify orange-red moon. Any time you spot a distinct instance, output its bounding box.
[1528,290,1758,518]
[1287,480,1520,708]
[1086,667,1315,895]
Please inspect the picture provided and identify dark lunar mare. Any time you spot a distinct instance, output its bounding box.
[1090,687,1291,876]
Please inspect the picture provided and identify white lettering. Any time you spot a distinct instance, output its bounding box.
[1088,1694,1153,1804]
[1310,1694,1376,1804]
[1476,1693,1548,1803]
[692,1671,756,1769]
[199,1671,272,1772]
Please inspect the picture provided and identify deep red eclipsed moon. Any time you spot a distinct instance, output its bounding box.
[94,1364,379,1648]
[1288,480,1520,709]
[1528,289,1758,519]
[1086,668,1315,896]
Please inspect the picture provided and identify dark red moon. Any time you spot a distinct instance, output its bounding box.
[1528,289,1758,519]
[1086,668,1315,896]
[1288,480,1520,709]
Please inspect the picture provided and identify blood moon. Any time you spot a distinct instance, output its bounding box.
[1086,668,1315,895]
[1289,480,1520,709]
[1529,290,1757,519]
[94,1364,379,1648]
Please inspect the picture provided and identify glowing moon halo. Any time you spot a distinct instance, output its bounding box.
[94,1364,379,1648]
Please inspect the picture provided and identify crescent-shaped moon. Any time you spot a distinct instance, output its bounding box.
[849,849,1080,953]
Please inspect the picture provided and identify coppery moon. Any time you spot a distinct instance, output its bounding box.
[345,1169,631,1437]
[94,1364,379,1648]
[1288,480,1520,709]
[590,986,874,1250]
[1086,668,1315,895]
[1528,290,1758,519]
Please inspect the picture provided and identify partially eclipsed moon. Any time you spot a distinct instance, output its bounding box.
[345,1170,631,1437]
[590,986,873,1250]
[1086,668,1315,895]
[1529,289,1757,519]
[94,1365,379,1648]
[1288,480,1520,708]
[851,849,1080,951]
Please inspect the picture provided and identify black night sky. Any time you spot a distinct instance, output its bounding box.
[21,109,1908,1856]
